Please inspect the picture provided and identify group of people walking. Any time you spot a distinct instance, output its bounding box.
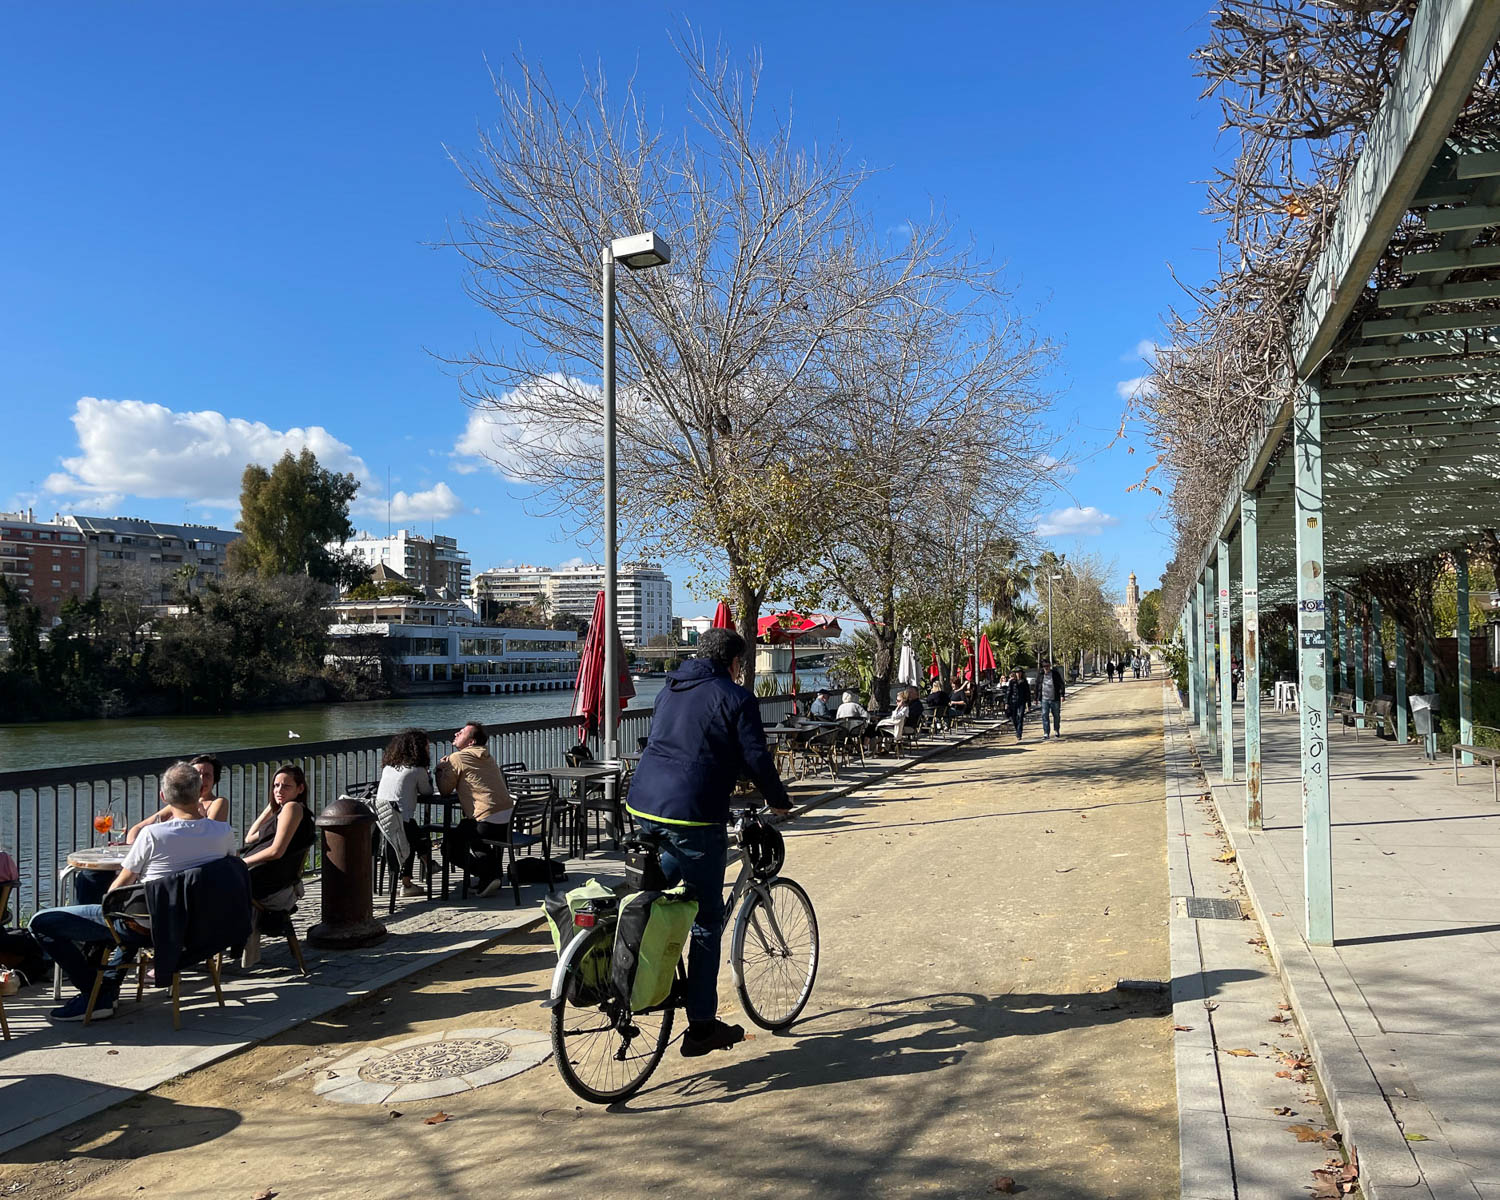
[1106,653,1150,682]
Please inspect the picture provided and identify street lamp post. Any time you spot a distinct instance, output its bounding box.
[602,231,671,763]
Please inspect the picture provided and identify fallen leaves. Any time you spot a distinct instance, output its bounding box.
[424,1112,451,1125]
[1404,1132,1429,1142]
[1288,1123,1339,1146]
[989,1177,1016,1194]
[1273,1106,1296,1116]
[1214,850,1237,864]
[1172,1024,1194,1032]
[1224,1047,1258,1057]
[1269,1012,1291,1023]
[1309,1150,1358,1198]
[252,1191,278,1200]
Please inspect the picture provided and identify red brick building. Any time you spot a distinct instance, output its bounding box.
[0,510,91,620]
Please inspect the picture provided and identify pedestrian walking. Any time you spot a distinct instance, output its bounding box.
[1039,659,1065,740]
[1106,660,1115,683]
[1006,668,1030,740]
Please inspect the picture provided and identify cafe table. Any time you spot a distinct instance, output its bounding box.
[52,845,132,998]
[546,764,624,856]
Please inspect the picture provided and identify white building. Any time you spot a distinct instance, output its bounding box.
[472,564,553,615]
[468,560,673,648]
[326,597,578,693]
[338,530,470,599]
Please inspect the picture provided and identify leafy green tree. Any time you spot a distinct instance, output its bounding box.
[344,579,423,601]
[229,448,359,582]
[1137,588,1162,643]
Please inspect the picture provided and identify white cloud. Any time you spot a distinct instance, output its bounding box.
[1036,505,1120,537]
[1121,339,1158,364]
[886,220,915,242]
[557,555,587,569]
[44,397,372,509]
[453,375,604,481]
[1115,374,1154,401]
[363,482,467,523]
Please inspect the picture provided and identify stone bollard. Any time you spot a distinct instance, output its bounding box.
[307,793,388,950]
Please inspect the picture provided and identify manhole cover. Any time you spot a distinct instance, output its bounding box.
[359,1037,511,1084]
[1185,896,1243,920]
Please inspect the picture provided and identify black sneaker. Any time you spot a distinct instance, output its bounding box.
[681,1019,745,1057]
[51,994,113,1022]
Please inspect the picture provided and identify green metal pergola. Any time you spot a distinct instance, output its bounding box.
[1174,0,1500,945]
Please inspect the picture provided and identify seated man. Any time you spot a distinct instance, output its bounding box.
[809,689,832,719]
[835,690,868,720]
[30,761,235,1022]
[437,721,515,898]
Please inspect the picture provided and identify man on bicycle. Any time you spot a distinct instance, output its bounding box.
[626,627,794,1057]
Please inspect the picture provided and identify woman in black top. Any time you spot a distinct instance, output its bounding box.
[241,764,315,900]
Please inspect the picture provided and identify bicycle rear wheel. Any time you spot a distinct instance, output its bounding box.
[732,876,819,1029]
[550,929,675,1104]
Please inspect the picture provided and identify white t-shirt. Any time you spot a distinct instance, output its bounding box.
[121,817,236,882]
[377,764,436,821]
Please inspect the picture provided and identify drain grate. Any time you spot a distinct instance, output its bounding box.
[1184,896,1243,920]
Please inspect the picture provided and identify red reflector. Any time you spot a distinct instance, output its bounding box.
[573,912,596,928]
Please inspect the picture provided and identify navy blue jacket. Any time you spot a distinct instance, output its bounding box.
[627,659,791,825]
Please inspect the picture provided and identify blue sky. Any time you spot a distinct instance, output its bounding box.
[0,1,1226,613]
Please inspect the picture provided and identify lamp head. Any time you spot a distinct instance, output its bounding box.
[610,231,672,270]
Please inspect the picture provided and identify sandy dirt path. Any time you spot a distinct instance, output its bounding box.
[2,678,1175,1199]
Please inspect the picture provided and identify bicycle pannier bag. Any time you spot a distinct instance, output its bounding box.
[542,877,617,954]
[610,885,698,1012]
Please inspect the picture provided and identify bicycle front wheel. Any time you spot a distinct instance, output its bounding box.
[550,930,675,1104]
[732,876,819,1029]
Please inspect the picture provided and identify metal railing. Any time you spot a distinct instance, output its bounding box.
[0,694,796,918]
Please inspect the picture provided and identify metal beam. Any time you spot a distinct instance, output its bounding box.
[1401,244,1500,273]
[1375,278,1500,307]
[1334,358,1500,384]
[1205,561,1220,757]
[1294,0,1500,374]
[1455,150,1500,180]
[1396,624,1409,744]
[1319,376,1500,402]
[1343,339,1462,362]
[1294,381,1333,946]
[1195,578,1209,740]
[1422,204,1500,234]
[1361,308,1500,338]
[1372,599,1385,704]
[1242,493,1262,830]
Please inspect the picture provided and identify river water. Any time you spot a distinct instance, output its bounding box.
[0,683,670,773]
[0,670,827,773]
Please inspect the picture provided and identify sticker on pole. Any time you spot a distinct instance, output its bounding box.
[1300,630,1328,649]
[1299,599,1325,612]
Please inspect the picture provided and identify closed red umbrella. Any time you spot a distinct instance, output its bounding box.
[570,590,636,743]
[961,638,974,683]
[711,600,734,630]
[928,650,941,680]
[977,633,998,675]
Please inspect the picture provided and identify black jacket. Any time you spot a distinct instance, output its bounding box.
[141,856,252,983]
[627,659,790,825]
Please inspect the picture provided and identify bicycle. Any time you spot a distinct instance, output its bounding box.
[547,805,819,1104]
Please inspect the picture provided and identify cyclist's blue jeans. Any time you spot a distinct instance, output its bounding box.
[636,818,727,1024]
[1042,699,1061,737]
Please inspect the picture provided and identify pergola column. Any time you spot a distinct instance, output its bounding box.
[1458,547,1474,764]
[1294,380,1333,946]
[1371,600,1384,702]
[1204,561,1220,757]
[1184,609,1198,721]
[1218,538,1234,781]
[1241,492,1262,828]
[1354,601,1367,728]
[1344,594,1356,690]
[1194,579,1208,734]
[1395,625,1409,744]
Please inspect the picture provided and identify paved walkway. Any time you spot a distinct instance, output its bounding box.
[1192,698,1500,1199]
[0,718,1000,1158]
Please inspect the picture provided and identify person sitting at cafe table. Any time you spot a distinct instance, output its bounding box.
[240,764,315,901]
[125,754,231,846]
[809,689,832,718]
[30,761,236,1022]
[436,721,514,898]
[835,690,868,720]
[378,728,437,897]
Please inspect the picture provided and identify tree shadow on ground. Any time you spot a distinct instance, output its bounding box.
[0,1080,241,1166]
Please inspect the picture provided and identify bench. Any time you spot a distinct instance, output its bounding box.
[1333,691,1357,733]
[1452,743,1500,803]
[1366,695,1396,740]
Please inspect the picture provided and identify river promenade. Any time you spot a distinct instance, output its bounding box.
[1,678,1409,1199]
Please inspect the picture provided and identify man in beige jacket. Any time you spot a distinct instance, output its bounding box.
[436,721,515,897]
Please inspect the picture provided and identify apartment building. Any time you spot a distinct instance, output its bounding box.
[339,529,471,599]
[62,514,239,606]
[469,560,674,647]
[0,510,90,618]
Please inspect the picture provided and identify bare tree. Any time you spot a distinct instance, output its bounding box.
[448,34,973,689]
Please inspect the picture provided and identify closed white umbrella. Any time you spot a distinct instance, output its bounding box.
[897,629,921,687]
